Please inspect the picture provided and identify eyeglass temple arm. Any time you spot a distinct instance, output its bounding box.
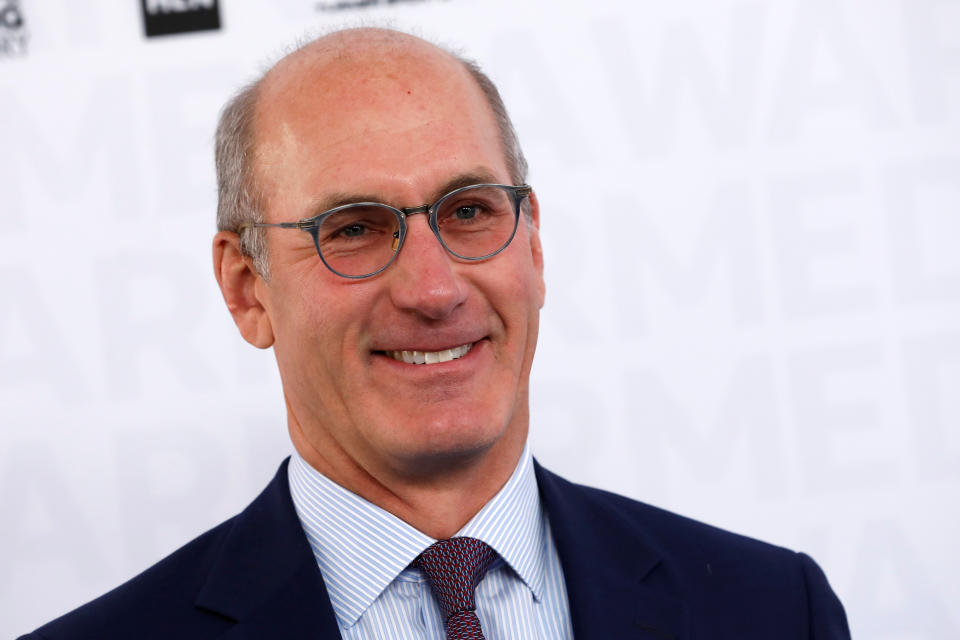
[237,221,313,232]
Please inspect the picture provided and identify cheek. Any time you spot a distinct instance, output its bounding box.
[282,280,382,369]
[509,247,546,313]
[487,262,543,342]
[272,268,347,332]
[266,280,341,372]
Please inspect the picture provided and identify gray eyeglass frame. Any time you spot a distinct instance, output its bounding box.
[239,183,532,279]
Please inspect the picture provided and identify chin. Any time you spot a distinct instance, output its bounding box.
[380,411,510,474]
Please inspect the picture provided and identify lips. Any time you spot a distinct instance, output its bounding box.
[383,342,473,365]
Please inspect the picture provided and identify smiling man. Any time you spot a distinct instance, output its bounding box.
[218,30,545,545]
[20,28,850,640]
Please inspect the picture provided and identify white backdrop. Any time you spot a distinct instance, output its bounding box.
[2,0,959,637]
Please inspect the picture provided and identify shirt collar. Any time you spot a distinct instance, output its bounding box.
[288,444,546,629]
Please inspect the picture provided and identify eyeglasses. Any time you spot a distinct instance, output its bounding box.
[241,183,532,279]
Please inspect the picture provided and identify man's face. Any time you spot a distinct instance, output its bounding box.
[251,41,545,480]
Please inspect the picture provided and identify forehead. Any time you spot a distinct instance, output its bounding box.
[252,34,507,212]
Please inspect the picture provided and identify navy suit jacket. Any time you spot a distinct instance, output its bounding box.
[20,459,850,639]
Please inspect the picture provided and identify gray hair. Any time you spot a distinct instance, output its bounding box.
[214,78,269,276]
[214,34,529,280]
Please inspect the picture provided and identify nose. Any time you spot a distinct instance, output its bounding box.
[387,213,467,320]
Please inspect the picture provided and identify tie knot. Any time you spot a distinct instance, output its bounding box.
[415,537,497,621]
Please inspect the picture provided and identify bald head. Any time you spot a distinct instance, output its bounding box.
[254,29,495,205]
[265,27,451,86]
[215,28,527,277]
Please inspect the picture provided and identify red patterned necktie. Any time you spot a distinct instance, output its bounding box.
[415,537,497,640]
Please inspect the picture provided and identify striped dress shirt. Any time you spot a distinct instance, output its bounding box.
[288,445,573,639]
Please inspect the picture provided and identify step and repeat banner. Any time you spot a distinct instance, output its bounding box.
[2,0,958,637]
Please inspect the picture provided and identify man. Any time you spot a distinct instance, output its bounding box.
[20,28,850,639]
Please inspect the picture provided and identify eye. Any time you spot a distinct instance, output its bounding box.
[341,223,366,237]
[454,205,480,220]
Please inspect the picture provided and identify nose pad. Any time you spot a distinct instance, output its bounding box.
[392,231,400,252]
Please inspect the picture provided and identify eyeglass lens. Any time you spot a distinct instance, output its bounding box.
[315,185,519,277]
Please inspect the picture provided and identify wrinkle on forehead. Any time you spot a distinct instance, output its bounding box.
[259,111,470,181]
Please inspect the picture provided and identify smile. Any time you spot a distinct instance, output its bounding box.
[384,343,473,365]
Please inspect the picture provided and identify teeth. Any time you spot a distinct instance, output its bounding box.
[386,343,473,365]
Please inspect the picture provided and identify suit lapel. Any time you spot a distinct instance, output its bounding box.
[535,462,688,640]
[194,459,342,639]
[189,457,687,639]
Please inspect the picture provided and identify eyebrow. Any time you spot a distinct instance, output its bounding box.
[304,168,504,218]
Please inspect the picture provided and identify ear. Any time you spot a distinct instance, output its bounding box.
[526,190,546,309]
[213,231,275,348]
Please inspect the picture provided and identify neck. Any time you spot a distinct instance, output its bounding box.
[288,410,528,539]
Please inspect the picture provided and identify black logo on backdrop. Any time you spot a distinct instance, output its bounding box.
[0,0,28,57]
[141,0,221,38]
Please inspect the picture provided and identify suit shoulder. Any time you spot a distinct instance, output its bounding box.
[536,462,850,637]
[29,515,239,640]
[539,464,803,570]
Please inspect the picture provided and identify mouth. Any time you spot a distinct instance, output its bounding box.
[380,342,474,365]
